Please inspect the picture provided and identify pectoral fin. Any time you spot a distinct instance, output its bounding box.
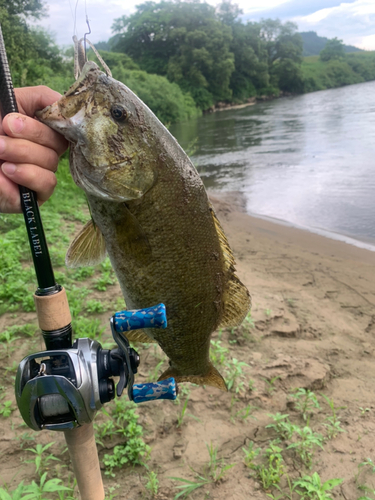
[66,219,107,268]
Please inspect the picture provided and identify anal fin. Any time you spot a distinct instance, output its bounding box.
[124,329,157,343]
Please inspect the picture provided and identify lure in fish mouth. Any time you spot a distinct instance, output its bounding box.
[37,59,251,391]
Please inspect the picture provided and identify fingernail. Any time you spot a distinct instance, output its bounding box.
[2,163,17,175]
[8,115,25,134]
[0,138,5,154]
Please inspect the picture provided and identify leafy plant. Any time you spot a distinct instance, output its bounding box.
[242,441,261,469]
[171,442,234,499]
[224,358,249,393]
[293,472,343,499]
[290,388,320,423]
[145,470,159,497]
[254,443,285,490]
[25,442,60,476]
[287,426,324,468]
[321,393,345,439]
[0,400,15,418]
[267,413,296,440]
[102,399,150,476]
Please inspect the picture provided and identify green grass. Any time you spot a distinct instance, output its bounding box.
[301,52,375,93]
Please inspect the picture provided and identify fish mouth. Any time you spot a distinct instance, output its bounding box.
[72,161,144,202]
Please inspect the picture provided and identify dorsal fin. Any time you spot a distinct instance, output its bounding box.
[66,219,107,268]
[209,206,251,327]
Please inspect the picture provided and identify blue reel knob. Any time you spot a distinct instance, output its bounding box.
[132,378,177,403]
[114,303,167,332]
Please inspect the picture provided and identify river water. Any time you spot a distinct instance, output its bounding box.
[170,80,375,251]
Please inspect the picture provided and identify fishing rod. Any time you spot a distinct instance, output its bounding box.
[0,24,176,499]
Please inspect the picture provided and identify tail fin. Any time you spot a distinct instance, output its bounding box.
[158,363,227,391]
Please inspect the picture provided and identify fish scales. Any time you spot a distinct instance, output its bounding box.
[37,61,251,390]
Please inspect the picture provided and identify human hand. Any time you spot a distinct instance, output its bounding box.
[0,86,68,213]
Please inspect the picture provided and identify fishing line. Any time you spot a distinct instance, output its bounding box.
[74,0,79,37]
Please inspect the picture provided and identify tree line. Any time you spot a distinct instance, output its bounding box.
[1,0,375,126]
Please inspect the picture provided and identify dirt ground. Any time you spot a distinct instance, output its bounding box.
[1,191,375,499]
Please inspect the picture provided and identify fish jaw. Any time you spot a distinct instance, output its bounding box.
[37,61,157,202]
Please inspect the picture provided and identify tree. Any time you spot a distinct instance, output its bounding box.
[320,38,345,62]
[229,22,269,100]
[0,0,69,87]
[112,1,235,109]
[259,18,303,93]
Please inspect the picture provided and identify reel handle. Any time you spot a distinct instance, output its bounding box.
[113,304,177,403]
[114,303,167,332]
[133,377,177,403]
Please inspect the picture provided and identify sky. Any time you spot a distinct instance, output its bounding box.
[36,0,375,50]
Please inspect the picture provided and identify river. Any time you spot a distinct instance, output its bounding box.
[170,80,375,251]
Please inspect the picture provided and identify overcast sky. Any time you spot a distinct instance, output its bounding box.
[36,0,375,50]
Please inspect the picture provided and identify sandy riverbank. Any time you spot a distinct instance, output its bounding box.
[1,190,375,499]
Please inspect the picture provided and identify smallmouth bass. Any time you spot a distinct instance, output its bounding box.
[37,61,251,391]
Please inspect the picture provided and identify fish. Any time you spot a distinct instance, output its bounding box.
[37,59,251,391]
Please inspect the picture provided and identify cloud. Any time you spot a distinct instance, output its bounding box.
[294,0,375,49]
[243,0,357,20]
[34,0,134,46]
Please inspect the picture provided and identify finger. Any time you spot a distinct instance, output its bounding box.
[1,162,57,205]
[2,113,68,157]
[14,86,62,117]
[0,171,23,213]
[0,137,59,172]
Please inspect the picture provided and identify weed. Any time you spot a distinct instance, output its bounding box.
[293,472,343,499]
[290,388,320,423]
[234,404,257,422]
[171,443,234,499]
[321,393,345,439]
[359,407,371,416]
[85,299,108,314]
[263,376,280,396]
[256,443,285,490]
[176,397,189,428]
[210,340,229,367]
[102,399,150,476]
[70,266,95,281]
[287,426,324,468]
[224,358,249,394]
[266,413,296,440]
[25,442,60,476]
[242,441,261,469]
[145,470,159,497]
[94,272,114,291]
[72,316,105,341]
[0,400,15,418]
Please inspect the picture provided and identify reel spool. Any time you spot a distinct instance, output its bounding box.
[15,304,177,431]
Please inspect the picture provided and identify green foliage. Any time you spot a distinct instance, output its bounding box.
[290,388,320,423]
[0,400,15,418]
[144,470,159,497]
[25,442,60,476]
[320,37,345,62]
[171,442,234,499]
[101,399,150,476]
[110,67,201,124]
[293,472,343,499]
[287,426,324,468]
[301,31,362,57]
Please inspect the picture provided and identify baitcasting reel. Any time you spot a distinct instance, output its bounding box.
[15,303,177,431]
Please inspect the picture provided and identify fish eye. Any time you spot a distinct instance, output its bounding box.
[111,105,129,122]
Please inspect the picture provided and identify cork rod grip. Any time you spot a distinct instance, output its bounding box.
[34,287,72,331]
[64,423,105,500]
